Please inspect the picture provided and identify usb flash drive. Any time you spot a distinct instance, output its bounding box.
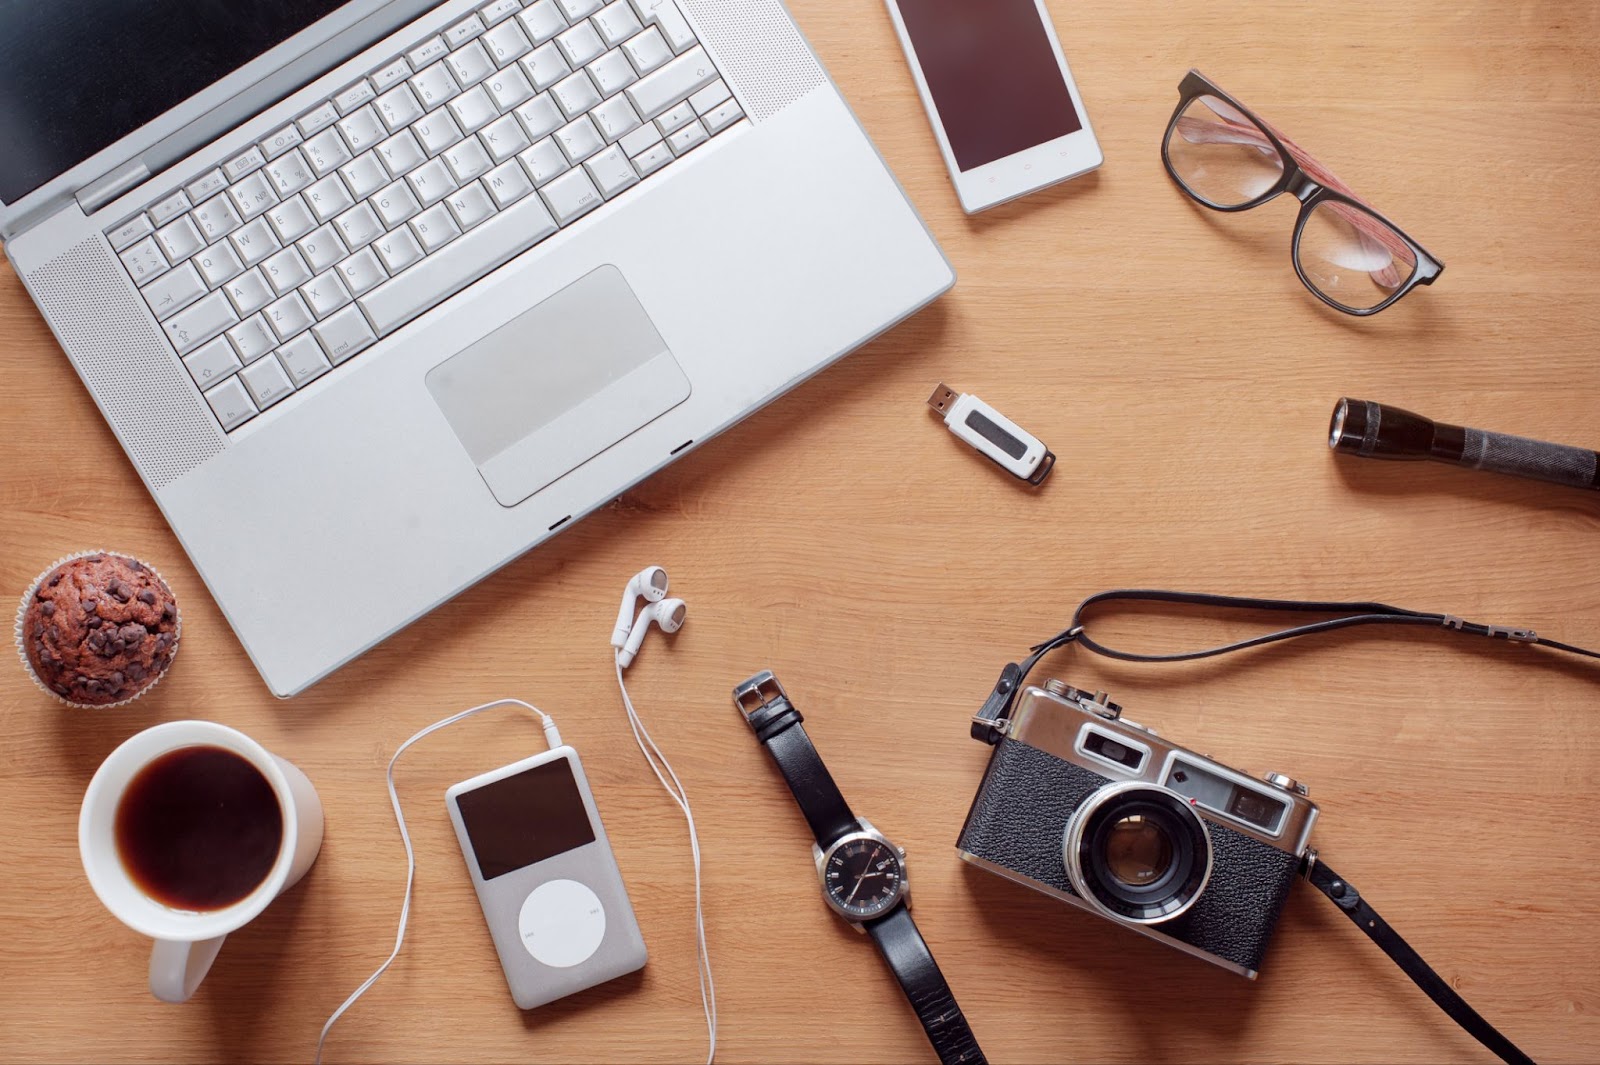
[927,383,1055,486]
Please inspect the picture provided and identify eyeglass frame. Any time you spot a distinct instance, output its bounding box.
[1160,69,1444,317]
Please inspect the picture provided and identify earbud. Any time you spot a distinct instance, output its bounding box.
[612,566,669,648]
[617,598,686,669]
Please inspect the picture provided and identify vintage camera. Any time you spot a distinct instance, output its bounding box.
[958,680,1319,977]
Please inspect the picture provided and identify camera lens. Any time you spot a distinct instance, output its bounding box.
[1104,815,1173,887]
[1063,783,1213,925]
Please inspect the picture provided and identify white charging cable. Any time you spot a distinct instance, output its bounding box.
[613,653,717,1065]
[315,698,562,1065]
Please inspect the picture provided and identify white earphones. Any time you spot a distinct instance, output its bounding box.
[611,565,669,649]
[607,568,715,1062]
[617,598,687,668]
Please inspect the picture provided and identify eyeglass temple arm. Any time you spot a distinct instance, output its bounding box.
[1176,115,1412,287]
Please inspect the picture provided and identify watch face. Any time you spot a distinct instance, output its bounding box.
[823,837,904,919]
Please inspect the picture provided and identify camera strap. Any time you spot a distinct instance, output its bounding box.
[972,589,1596,1065]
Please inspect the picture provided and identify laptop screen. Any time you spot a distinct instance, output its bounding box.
[0,0,351,205]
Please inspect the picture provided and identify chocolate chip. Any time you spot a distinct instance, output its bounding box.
[84,679,100,692]
[138,589,157,605]
[51,683,68,695]
[47,574,62,587]
[128,560,146,573]
[85,616,102,629]
[107,671,125,689]
[120,622,146,642]
[40,602,55,617]
[82,599,96,613]
[161,603,176,621]
[126,663,146,681]
[73,674,86,685]
[110,581,130,603]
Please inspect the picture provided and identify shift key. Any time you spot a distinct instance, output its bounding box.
[162,290,240,354]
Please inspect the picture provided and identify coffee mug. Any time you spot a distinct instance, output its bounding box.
[79,720,324,1002]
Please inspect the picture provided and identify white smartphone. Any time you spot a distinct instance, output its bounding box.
[884,0,1103,213]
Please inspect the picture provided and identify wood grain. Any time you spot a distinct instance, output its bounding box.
[3,1,1598,1062]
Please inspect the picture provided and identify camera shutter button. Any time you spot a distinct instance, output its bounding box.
[1263,772,1309,796]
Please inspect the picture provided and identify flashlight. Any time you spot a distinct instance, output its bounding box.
[1329,398,1600,491]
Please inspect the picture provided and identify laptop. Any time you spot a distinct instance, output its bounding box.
[0,0,953,695]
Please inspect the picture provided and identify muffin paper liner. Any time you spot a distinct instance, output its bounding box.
[15,550,182,709]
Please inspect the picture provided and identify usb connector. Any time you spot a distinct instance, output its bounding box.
[926,382,1055,485]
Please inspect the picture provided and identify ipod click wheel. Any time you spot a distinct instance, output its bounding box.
[445,746,648,1009]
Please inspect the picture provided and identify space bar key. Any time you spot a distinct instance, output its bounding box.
[358,195,559,337]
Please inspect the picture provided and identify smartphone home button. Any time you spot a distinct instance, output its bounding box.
[519,879,607,968]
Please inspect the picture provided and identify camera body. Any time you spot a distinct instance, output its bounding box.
[958,681,1318,977]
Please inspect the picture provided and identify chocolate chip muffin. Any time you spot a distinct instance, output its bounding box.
[17,553,180,707]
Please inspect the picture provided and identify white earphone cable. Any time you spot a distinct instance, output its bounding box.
[614,652,717,1065]
[315,698,561,1065]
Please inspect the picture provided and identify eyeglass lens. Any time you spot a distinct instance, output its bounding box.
[1296,200,1418,312]
[1165,94,1283,208]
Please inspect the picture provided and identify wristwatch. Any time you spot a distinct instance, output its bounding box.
[733,671,986,1065]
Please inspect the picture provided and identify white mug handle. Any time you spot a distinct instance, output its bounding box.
[149,936,227,1003]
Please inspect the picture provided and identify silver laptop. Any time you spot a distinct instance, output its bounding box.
[0,0,952,695]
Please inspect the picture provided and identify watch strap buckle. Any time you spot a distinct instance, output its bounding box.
[733,669,804,743]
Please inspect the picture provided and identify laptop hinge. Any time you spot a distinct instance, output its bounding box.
[76,161,151,217]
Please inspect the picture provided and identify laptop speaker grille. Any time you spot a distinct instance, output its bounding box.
[24,238,224,490]
[685,0,824,121]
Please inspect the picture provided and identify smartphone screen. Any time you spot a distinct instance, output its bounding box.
[896,0,1082,172]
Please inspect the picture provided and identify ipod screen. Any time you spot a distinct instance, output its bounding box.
[456,758,597,880]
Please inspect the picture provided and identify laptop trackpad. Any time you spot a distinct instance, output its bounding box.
[425,266,691,507]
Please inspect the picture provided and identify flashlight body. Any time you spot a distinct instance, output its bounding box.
[1331,398,1600,491]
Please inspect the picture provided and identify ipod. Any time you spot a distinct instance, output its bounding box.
[445,746,647,1009]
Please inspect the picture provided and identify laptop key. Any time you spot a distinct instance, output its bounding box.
[376,84,425,132]
[305,174,355,223]
[518,1,568,46]
[339,152,389,200]
[107,215,154,251]
[555,116,604,163]
[266,292,316,340]
[303,128,353,176]
[203,376,258,431]
[267,195,316,243]
[195,240,246,288]
[120,237,170,285]
[519,42,571,91]
[312,305,377,365]
[446,182,496,230]
[230,217,281,267]
[587,49,638,98]
[377,130,428,178]
[622,27,671,75]
[591,94,641,142]
[374,181,423,228]
[335,79,378,115]
[627,46,717,121]
[514,93,565,140]
[240,356,295,409]
[445,41,495,89]
[148,190,193,227]
[703,98,743,135]
[629,0,695,53]
[275,334,331,386]
[555,21,604,68]
[667,117,707,156]
[374,227,425,273]
[334,202,384,250]
[266,149,315,196]
[163,290,239,354]
[411,62,461,110]
[485,64,536,112]
[359,190,556,336]
[483,19,534,66]
[371,56,414,93]
[414,110,465,156]
[557,0,603,20]
[485,159,534,206]
[225,267,275,316]
[408,35,450,69]
[183,336,242,388]
[516,137,568,185]
[336,106,387,154]
[226,314,277,364]
[228,171,279,220]
[261,124,304,160]
[481,114,531,162]
[297,101,340,137]
[156,216,206,264]
[301,270,353,318]
[141,262,207,320]
[539,167,602,224]
[583,145,638,198]
[629,140,672,177]
[411,203,462,252]
[479,0,523,27]
[223,145,267,181]
[655,100,694,135]
[594,1,642,47]
[263,247,313,295]
[447,85,499,134]
[618,123,659,158]
[186,168,228,204]
[337,247,388,296]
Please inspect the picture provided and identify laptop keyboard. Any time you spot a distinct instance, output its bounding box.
[102,0,745,433]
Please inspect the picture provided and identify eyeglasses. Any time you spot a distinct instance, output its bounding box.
[1161,70,1443,316]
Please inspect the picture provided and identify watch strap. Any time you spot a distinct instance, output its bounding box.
[865,905,987,1065]
[734,671,858,846]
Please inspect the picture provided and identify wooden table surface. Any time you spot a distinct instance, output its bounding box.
[3,1,1597,1062]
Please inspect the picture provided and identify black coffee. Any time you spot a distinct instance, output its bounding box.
[114,745,284,911]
